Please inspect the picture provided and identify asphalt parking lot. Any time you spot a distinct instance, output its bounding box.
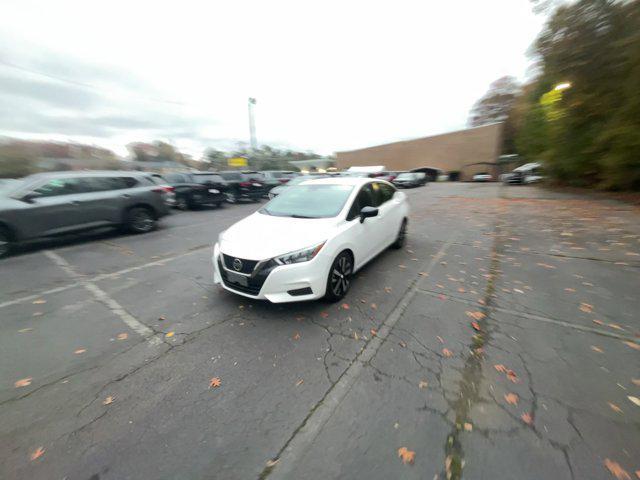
[1,183,639,480]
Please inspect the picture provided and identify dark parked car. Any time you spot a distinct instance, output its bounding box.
[162,172,226,210]
[218,171,265,203]
[241,171,291,196]
[0,171,171,257]
[392,172,427,188]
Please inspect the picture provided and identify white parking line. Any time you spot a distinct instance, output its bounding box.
[43,250,161,345]
[0,245,210,310]
[267,233,457,479]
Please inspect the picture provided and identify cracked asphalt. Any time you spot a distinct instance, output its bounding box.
[1,183,639,480]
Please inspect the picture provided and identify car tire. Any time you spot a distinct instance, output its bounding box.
[125,207,156,234]
[391,219,407,249]
[175,196,189,211]
[226,193,237,204]
[0,226,13,258]
[324,251,353,302]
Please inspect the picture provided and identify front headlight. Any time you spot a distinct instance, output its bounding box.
[274,242,326,265]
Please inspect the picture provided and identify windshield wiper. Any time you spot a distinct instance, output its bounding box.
[290,214,315,219]
[259,208,272,215]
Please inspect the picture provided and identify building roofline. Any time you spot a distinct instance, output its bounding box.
[335,122,503,154]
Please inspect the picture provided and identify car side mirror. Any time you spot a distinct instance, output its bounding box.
[359,206,378,223]
[20,192,41,203]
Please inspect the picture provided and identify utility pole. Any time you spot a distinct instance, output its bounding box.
[248,97,257,151]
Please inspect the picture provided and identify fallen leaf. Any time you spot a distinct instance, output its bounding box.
[623,341,640,351]
[266,459,279,468]
[74,348,86,355]
[341,303,350,310]
[607,323,624,331]
[494,364,507,373]
[371,303,377,310]
[593,319,605,326]
[32,299,46,304]
[608,402,623,414]
[320,312,329,318]
[419,380,429,389]
[158,315,166,321]
[504,393,519,405]
[399,340,407,348]
[397,446,415,465]
[103,396,115,405]
[507,370,519,383]
[15,377,32,388]
[464,422,473,431]
[30,446,45,461]
[209,377,221,388]
[591,345,604,353]
[604,458,631,480]
[564,288,576,293]
[32,311,43,317]
[436,336,444,344]
[471,321,481,332]
[580,303,593,314]
[370,329,378,336]
[165,331,175,338]
[627,396,640,407]
[418,272,428,276]
[18,328,34,333]
[442,348,453,358]
[398,264,406,269]
[293,332,301,340]
[632,379,640,387]
[117,333,128,340]
[521,412,533,425]
[384,287,392,293]
[296,379,304,387]
[466,311,485,321]
[353,332,359,340]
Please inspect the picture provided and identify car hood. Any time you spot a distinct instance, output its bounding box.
[218,211,336,260]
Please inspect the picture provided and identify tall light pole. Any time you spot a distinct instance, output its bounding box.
[248,97,257,151]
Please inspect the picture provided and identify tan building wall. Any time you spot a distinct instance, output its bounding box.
[336,123,503,181]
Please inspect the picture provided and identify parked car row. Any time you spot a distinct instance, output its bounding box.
[0,170,173,257]
[0,168,421,258]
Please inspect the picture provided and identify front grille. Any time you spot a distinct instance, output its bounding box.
[218,258,277,297]
[222,254,258,274]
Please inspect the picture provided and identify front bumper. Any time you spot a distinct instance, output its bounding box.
[212,243,329,303]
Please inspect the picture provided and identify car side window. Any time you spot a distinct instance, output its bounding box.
[377,182,395,204]
[32,178,84,197]
[347,184,375,221]
[82,177,138,192]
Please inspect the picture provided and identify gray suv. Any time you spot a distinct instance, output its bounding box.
[0,171,171,257]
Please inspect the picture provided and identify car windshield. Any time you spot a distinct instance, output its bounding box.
[192,174,220,184]
[267,171,285,178]
[219,172,242,181]
[287,176,321,186]
[260,184,353,218]
[396,173,414,180]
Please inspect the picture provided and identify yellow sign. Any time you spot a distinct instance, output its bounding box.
[227,157,248,167]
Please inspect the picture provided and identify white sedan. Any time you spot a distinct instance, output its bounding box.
[212,177,410,303]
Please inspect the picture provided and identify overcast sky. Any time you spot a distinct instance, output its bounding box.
[0,0,544,157]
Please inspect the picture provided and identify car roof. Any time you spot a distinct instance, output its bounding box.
[25,170,153,179]
[299,177,388,187]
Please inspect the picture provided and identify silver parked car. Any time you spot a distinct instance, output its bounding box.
[0,171,172,257]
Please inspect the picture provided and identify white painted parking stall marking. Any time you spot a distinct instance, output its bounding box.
[0,245,210,310]
[266,233,457,480]
[43,250,162,346]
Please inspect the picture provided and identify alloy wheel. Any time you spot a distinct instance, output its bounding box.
[130,209,154,233]
[330,254,353,298]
